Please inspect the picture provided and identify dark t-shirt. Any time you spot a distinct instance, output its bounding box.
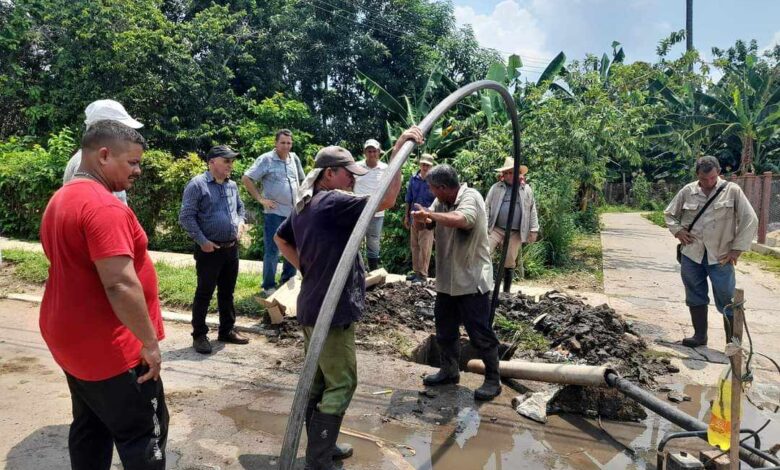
[276,190,368,326]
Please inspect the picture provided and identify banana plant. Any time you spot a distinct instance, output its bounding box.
[356,61,477,157]
[688,55,780,174]
[479,51,569,126]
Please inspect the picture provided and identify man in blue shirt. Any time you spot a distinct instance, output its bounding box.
[179,145,250,354]
[242,129,305,297]
[404,153,436,282]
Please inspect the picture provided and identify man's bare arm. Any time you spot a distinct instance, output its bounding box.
[274,234,300,271]
[94,256,160,383]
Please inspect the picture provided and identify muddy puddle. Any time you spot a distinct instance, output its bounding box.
[217,384,779,469]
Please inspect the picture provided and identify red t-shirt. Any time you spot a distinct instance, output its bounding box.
[39,179,165,381]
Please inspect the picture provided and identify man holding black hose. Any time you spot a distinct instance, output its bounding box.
[274,127,423,469]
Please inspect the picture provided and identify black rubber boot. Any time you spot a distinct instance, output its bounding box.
[502,269,513,293]
[304,411,342,470]
[682,305,708,347]
[723,315,733,345]
[305,400,352,461]
[474,346,502,401]
[423,342,460,386]
[367,257,379,271]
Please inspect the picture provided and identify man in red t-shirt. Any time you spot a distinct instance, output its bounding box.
[40,120,167,470]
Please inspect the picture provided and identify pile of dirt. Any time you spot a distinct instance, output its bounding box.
[271,283,670,385]
[495,291,671,384]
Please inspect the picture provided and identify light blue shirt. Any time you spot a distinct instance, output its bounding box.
[243,150,304,217]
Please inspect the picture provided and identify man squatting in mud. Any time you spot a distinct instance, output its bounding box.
[274,127,424,469]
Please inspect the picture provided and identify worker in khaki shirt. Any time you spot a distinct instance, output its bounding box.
[412,164,501,401]
[664,156,757,347]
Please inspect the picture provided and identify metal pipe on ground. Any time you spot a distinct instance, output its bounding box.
[466,359,615,388]
[605,372,778,468]
[465,360,777,467]
[278,80,523,470]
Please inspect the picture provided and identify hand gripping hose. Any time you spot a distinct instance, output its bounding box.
[278,80,523,469]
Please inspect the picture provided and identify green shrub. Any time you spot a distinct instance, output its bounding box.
[520,241,548,279]
[0,128,76,239]
[129,152,205,252]
[642,211,667,228]
[573,205,600,234]
[631,172,652,210]
[534,175,577,266]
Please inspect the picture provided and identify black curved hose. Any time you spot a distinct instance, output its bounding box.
[278,80,522,469]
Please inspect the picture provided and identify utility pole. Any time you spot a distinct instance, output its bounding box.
[686,0,693,71]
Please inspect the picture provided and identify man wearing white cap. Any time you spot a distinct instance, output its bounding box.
[63,100,144,205]
[485,157,539,292]
[353,138,388,271]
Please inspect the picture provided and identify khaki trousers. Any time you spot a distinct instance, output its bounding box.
[410,224,434,277]
[488,227,523,268]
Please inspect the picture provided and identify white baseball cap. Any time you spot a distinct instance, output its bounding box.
[84,100,143,129]
[363,138,381,150]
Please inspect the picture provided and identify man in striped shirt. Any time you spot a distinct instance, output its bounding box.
[179,145,250,354]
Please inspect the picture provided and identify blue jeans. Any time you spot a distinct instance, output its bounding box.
[680,252,736,318]
[365,216,384,261]
[263,213,296,290]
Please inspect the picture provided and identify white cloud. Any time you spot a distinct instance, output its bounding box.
[761,30,780,54]
[454,0,553,64]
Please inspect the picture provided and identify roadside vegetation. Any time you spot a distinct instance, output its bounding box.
[0,249,265,317]
[1,1,778,287]
[643,211,667,228]
[742,251,780,276]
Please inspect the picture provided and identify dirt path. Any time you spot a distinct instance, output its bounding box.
[600,212,780,386]
[1,297,745,470]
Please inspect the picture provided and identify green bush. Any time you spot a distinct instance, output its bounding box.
[129,151,205,252]
[573,205,600,234]
[630,172,652,210]
[534,175,577,266]
[0,128,76,239]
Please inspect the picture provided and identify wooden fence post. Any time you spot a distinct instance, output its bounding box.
[758,172,772,244]
[728,288,745,469]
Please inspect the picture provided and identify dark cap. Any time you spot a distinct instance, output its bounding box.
[314,146,368,176]
[206,145,240,160]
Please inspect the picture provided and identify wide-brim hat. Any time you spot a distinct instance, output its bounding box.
[495,157,528,175]
[315,146,368,176]
[84,99,143,129]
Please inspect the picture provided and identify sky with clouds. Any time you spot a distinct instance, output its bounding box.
[453,0,780,79]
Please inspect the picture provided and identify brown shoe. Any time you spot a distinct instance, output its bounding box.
[218,329,249,344]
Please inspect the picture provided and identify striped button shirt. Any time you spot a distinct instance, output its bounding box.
[179,171,246,246]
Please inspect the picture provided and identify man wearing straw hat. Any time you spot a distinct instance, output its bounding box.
[403,153,436,283]
[485,157,539,292]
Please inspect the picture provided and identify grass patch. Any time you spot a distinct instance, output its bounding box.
[153,262,263,317]
[494,314,549,352]
[1,249,49,284]
[642,210,666,228]
[1,248,265,317]
[742,251,780,275]
[524,232,604,291]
